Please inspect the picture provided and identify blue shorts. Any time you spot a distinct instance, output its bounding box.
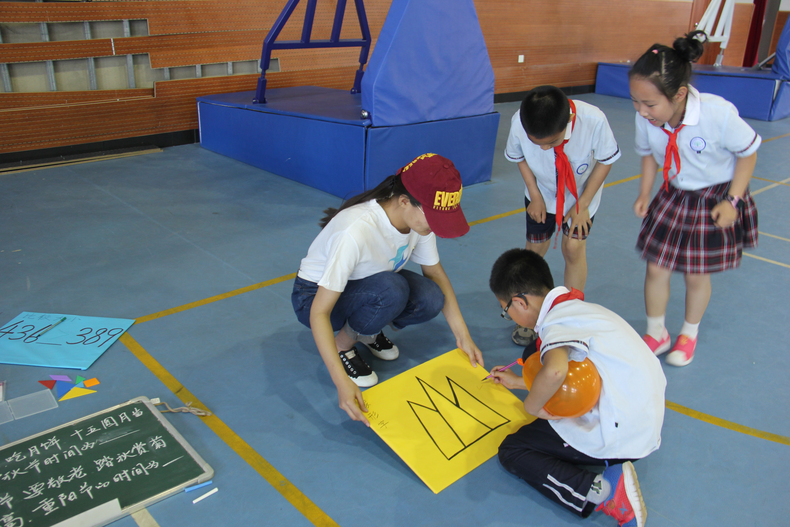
[524,196,595,244]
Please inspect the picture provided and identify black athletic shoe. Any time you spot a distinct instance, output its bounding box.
[362,332,400,360]
[339,347,378,387]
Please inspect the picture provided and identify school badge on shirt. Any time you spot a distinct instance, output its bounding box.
[690,137,707,154]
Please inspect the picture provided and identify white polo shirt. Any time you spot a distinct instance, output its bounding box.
[504,100,621,217]
[297,200,440,292]
[535,287,666,460]
[634,85,761,191]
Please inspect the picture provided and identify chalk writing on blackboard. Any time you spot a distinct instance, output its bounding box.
[0,396,213,527]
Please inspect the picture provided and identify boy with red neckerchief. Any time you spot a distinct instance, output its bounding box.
[504,86,621,347]
[488,248,666,527]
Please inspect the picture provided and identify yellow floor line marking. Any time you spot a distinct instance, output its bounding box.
[759,231,790,243]
[135,273,297,324]
[752,176,790,195]
[120,333,340,527]
[132,508,160,527]
[762,131,790,143]
[467,208,524,227]
[666,401,790,446]
[743,253,790,269]
[0,149,162,176]
[467,174,641,228]
[121,163,787,520]
[753,176,790,188]
[603,174,641,188]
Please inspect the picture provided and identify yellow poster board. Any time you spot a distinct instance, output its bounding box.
[363,349,533,493]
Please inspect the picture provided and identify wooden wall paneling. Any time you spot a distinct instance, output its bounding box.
[492,64,599,94]
[0,66,363,153]
[0,1,275,34]
[0,89,153,109]
[0,0,389,37]
[0,0,392,154]
[119,31,269,68]
[695,2,754,66]
[0,39,112,64]
[0,31,268,68]
[688,0,712,32]
[3,0,738,156]
[478,0,693,94]
[769,11,789,56]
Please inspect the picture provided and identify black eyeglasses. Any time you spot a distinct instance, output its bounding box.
[501,293,528,321]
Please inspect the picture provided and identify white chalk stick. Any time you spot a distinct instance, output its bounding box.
[192,487,218,504]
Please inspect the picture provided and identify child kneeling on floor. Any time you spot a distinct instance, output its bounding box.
[488,248,666,527]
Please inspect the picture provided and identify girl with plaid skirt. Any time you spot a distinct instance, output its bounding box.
[628,31,760,367]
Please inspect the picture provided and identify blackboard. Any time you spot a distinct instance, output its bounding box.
[0,396,213,527]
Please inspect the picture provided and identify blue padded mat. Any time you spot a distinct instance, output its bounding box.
[198,87,499,198]
[199,87,366,126]
[595,62,789,121]
[361,0,494,127]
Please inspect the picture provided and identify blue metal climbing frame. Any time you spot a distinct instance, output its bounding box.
[253,0,372,104]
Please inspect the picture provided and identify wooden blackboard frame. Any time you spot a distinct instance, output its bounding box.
[0,396,214,527]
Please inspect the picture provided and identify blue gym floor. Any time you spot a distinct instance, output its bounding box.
[1,93,789,527]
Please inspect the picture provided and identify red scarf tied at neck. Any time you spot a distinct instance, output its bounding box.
[660,124,685,192]
[554,100,579,232]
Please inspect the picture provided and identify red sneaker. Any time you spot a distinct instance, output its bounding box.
[642,329,671,356]
[666,334,696,366]
[595,461,646,527]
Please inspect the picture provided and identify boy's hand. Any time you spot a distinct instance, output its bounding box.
[633,193,651,218]
[711,200,739,228]
[563,206,592,238]
[527,195,547,224]
[489,367,526,390]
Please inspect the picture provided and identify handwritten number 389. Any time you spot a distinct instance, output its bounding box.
[67,327,124,346]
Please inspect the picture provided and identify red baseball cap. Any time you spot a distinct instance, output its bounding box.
[397,154,470,238]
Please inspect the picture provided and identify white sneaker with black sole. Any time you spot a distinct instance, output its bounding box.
[339,347,378,387]
[361,331,399,360]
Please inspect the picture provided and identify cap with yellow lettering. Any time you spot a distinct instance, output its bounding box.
[397,153,469,238]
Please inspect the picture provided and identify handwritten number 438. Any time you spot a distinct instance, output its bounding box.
[0,321,124,346]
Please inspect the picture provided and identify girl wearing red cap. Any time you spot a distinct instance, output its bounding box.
[292,153,484,426]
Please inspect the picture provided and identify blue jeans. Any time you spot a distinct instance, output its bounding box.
[291,270,445,337]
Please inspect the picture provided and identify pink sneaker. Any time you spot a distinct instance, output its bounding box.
[665,334,696,366]
[642,329,671,356]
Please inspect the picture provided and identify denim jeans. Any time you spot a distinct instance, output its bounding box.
[291,270,445,337]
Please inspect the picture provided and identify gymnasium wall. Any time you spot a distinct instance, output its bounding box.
[0,0,765,156]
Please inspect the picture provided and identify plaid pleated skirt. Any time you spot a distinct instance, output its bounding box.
[636,182,758,274]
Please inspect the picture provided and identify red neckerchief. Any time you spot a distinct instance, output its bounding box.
[660,123,685,192]
[554,100,578,233]
[535,288,584,351]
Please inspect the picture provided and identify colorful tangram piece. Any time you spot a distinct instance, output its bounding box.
[40,375,100,401]
[59,387,96,401]
[55,381,74,400]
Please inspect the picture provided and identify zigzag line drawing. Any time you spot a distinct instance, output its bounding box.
[407,376,511,460]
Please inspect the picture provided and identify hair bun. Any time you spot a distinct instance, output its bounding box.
[673,30,707,63]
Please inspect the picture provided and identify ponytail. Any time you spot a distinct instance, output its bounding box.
[629,30,707,99]
[318,174,420,229]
